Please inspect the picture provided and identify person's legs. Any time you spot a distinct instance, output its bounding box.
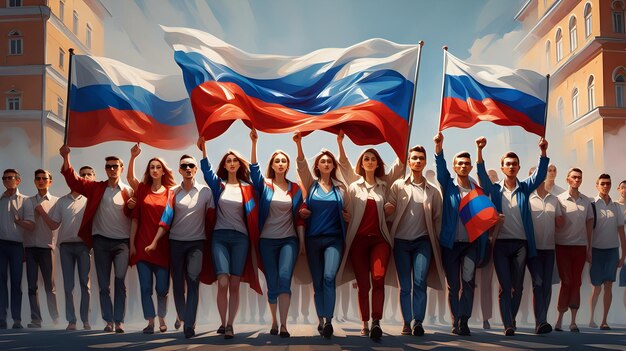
[38,249,59,321]
[480,259,494,324]
[169,240,187,325]
[569,246,587,328]
[458,243,478,326]
[413,239,432,324]
[155,265,169,321]
[350,236,372,323]
[393,239,414,325]
[184,241,203,329]
[510,242,527,324]
[25,248,42,325]
[60,244,76,325]
[441,245,461,328]
[112,241,129,325]
[276,238,297,330]
[305,236,325,321]
[527,251,547,326]
[0,245,8,325]
[259,238,279,328]
[322,237,343,320]
[493,241,514,329]
[137,261,156,322]
[92,237,114,324]
[554,245,571,329]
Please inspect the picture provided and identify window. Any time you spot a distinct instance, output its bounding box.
[586,140,594,164]
[7,97,20,110]
[572,88,579,119]
[8,0,22,7]
[59,48,65,69]
[555,29,563,61]
[557,97,564,126]
[569,16,578,52]
[72,11,79,35]
[57,98,64,118]
[545,41,551,68]
[614,1,625,33]
[59,1,65,22]
[584,3,592,37]
[587,76,595,111]
[615,73,625,107]
[8,30,22,55]
[86,24,92,49]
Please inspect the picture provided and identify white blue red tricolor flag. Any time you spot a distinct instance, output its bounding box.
[67,55,196,149]
[162,26,419,158]
[458,185,499,242]
[440,51,548,136]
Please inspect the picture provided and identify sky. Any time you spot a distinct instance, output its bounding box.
[24,0,583,195]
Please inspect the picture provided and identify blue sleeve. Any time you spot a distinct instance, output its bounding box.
[249,162,266,192]
[435,152,452,193]
[200,157,221,206]
[524,156,549,193]
[476,161,495,195]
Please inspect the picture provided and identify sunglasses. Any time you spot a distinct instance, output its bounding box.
[35,176,50,181]
[2,176,17,181]
[104,164,120,170]
[180,163,196,170]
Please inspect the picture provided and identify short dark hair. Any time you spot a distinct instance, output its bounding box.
[179,154,195,162]
[79,166,95,175]
[596,173,611,184]
[34,169,52,180]
[453,151,471,163]
[105,156,123,167]
[567,167,583,176]
[500,152,520,167]
[619,180,626,188]
[409,145,427,160]
[3,168,20,179]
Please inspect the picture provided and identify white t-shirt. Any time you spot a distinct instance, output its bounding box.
[395,181,428,240]
[0,190,27,243]
[92,184,132,240]
[50,193,86,245]
[214,183,248,235]
[23,193,58,249]
[529,191,562,250]
[261,189,296,239]
[498,184,526,240]
[592,196,625,249]
[169,183,214,241]
[555,192,593,246]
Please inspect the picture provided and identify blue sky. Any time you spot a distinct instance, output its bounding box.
[66,0,541,188]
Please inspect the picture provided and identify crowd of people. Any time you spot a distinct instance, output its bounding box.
[1,130,624,342]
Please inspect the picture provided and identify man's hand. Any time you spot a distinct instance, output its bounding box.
[250,128,258,143]
[127,197,136,210]
[59,145,70,158]
[293,131,302,144]
[384,202,396,216]
[130,143,141,158]
[197,136,205,152]
[539,138,548,153]
[475,137,487,150]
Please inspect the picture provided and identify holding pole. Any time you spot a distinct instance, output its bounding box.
[402,40,425,172]
[437,46,449,132]
[63,48,75,145]
[541,74,550,139]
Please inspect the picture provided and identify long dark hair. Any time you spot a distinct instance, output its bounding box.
[142,157,176,187]
[312,150,339,181]
[217,150,251,183]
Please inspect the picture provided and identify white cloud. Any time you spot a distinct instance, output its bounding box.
[466,29,525,66]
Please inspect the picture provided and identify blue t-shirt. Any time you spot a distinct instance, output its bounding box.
[307,184,342,237]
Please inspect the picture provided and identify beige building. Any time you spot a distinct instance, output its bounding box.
[515,0,626,181]
[0,0,109,173]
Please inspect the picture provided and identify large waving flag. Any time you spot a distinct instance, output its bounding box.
[458,185,499,242]
[162,26,419,158]
[67,55,196,149]
[440,51,548,136]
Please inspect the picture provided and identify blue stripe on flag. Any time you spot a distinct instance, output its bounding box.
[459,194,495,224]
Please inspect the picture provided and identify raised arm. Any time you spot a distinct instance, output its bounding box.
[59,145,93,196]
[197,137,221,199]
[475,137,494,192]
[523,138,549,192]
[250,128,258,165]
[293,131,314,191]
[127,143,141,192]
[336,130,359,185]
[434,132,451,189]
[383,157,405,185]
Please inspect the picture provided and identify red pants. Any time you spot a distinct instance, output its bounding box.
[555,245,586,312]
[349,234,391,321]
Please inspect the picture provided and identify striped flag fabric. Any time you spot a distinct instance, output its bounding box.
[440,51,548,136]
[162,26,419,158]
[458,186,499,242]
[67,55,196,149]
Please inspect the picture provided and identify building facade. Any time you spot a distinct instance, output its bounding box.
[0,0,108,172]
[515,0,626,180]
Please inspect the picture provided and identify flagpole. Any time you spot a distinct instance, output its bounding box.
[402,40,425,170]
[437,46,448,132]
[63,48,75,145]
[542,74,550,139]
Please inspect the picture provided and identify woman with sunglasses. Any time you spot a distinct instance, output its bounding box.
[249,128,304,338]
[197,137,261,340]
[334,130,404,339]
[127,143,176,334]
[293,131,348,339]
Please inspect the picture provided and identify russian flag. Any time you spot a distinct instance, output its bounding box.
[162,26,419,158]
[458,186,499,243]
[67,55,196,149]
[440,52,547,136]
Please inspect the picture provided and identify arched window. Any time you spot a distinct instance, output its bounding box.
[545,41,551,68]
[584,3,593,37]
[613,1,625,33]
[569,16,578,51]
[587,75,595,111]
[557,97,564,126]
[614,67,626,107]
[555,29,563,61]
[8,30,22,55]
[5,88,21,111]
[572,88,579,119]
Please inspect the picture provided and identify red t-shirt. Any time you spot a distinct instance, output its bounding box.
[130,183,170,268]
[356,198,382,237]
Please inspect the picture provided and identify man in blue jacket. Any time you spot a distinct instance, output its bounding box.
[475,136,549,336]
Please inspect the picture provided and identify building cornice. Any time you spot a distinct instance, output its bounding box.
[514,0,534,21]
[48,13,91,55]
[0,110,40,120]
[84,0,112,19]
[565,106,626,133]
[515,0,575,53]
[46,64,68,90]
[0,65,45,76]
[0,5,50,18]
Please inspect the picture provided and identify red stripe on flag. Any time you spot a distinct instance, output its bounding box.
[464,206,499,242]
[190,81,410,159]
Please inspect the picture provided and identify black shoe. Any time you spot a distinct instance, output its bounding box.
[412,321,425,336]
[224,325,234,339]
[184,327,195,339]
[483,320,491,330]
[317,323,323,335]
[27,322,42,328]
[143,325,154,334]
[360,327,370,336]
[12,322,23,329]
[401,323,411,335]
[536,322,552,334]
[174,319,182,330]
[370,323,382,340]
[115,324,125,334]
[279,326,290,338]
[270,325,278,335]
[458,318,470,336]
[217,325,225,334]
[504,327,515,336]
[322,322,333,338]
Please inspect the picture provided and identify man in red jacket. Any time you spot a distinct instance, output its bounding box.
[59,145,133,333]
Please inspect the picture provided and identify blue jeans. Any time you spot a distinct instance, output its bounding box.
[92,235,129,323]
[0,239,23,323]
[136,261,170,320]
[25,247,59,323]
[493,239,527,328]
[212,229,249,276]
[394,237,431,324]
[527,249,554,325]
[59,242,91,324]
[170,239,203,328]
[305,235,343,319]
[441,241,479,324]
[259,237,298,304]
